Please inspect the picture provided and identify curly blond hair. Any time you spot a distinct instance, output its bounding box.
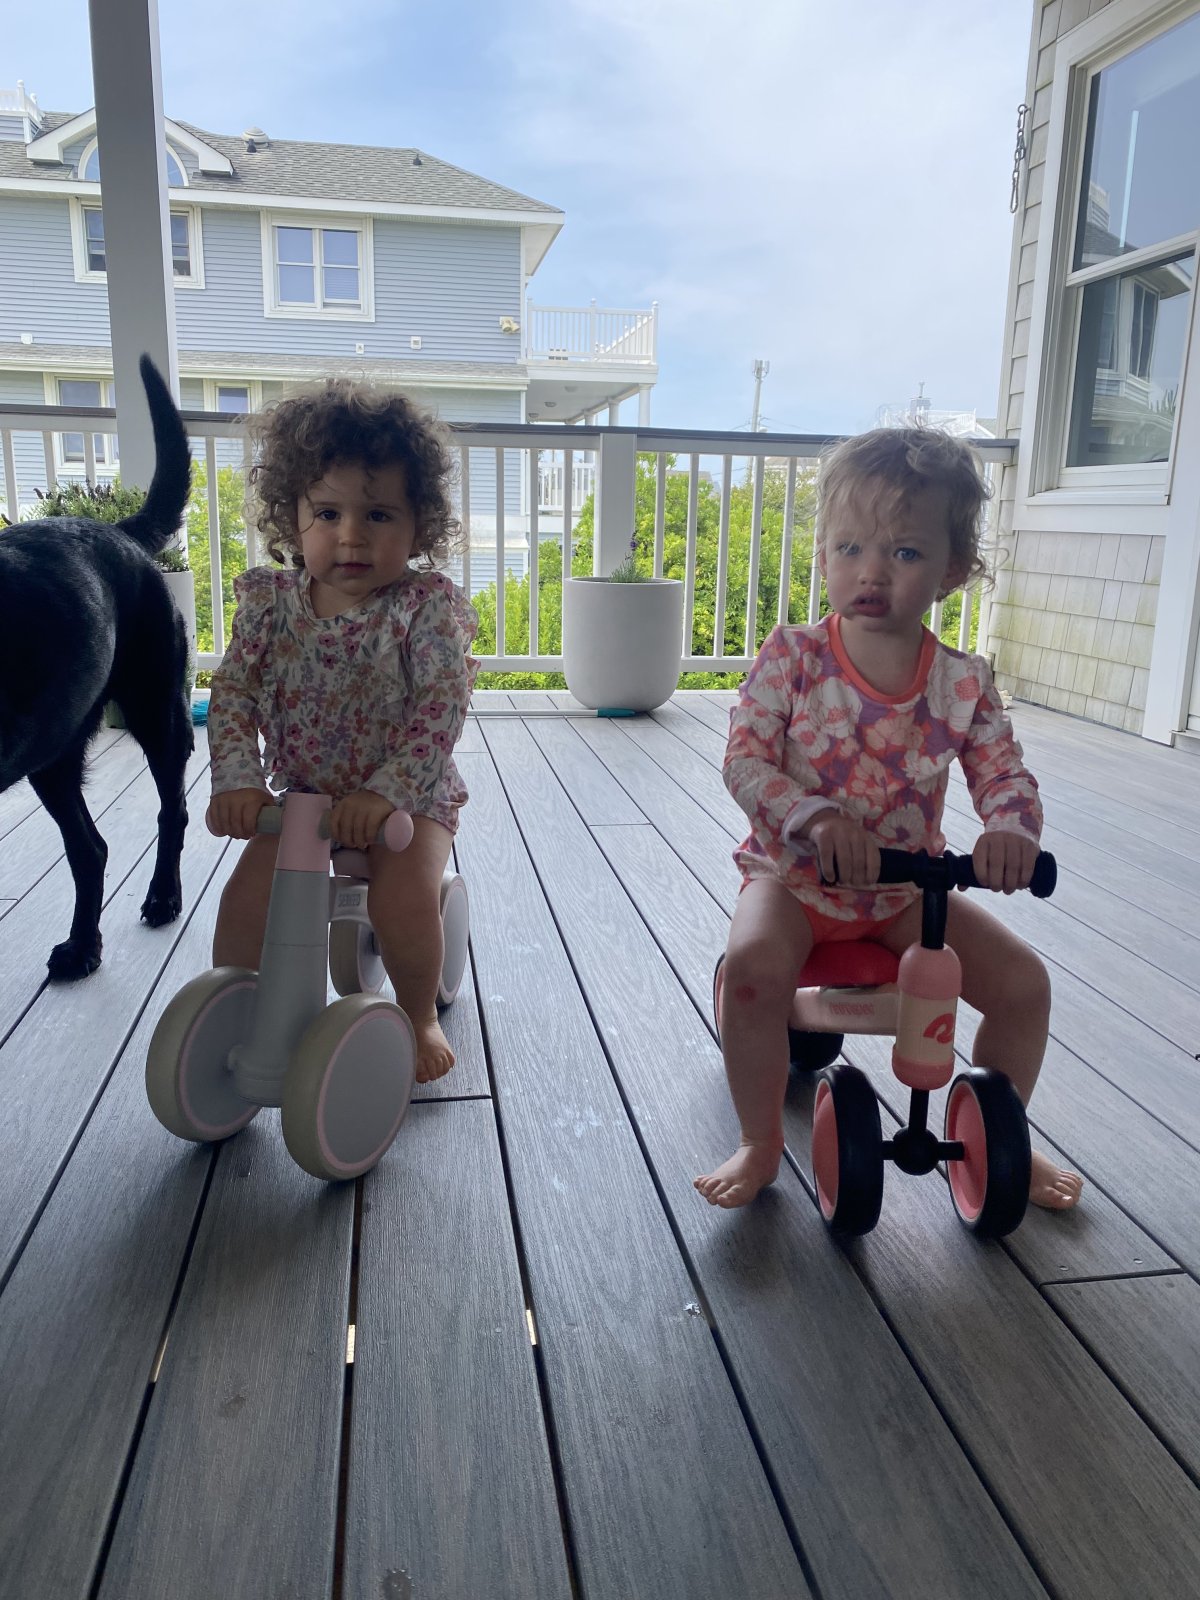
[817,427,992,597]
[249,379,461,568]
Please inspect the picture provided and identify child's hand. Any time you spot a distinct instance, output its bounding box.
[806,813,882,888]
[207,788,275,839]
[972,831,1039,893]
[330,789,396,851]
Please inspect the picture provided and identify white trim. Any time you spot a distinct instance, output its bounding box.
[26,110,232,175]
[68,196,204,288]
[259,211,374,321]
[43,371,118,478]
[0,349,528,391]
[0,172,561,231]
[201,377,263,414]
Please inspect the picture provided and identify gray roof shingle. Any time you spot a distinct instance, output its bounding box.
[1,110,560,215]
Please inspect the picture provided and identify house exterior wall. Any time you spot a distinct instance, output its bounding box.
[990,0,1179,736]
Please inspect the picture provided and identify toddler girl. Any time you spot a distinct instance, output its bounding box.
[207,379,478,1084]
[695,428,1083,1213]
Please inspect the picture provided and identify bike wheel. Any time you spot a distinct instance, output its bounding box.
[329,920,386,997]
[146,967,261,1143]
[811,1064,884,1236]
[945,1068,1030,1238]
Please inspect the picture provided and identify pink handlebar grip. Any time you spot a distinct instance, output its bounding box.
[253,803,414,851]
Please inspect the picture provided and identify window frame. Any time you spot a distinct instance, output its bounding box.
[259,211,374,322]
[45,373,119,478]
[202,379,262,417]
[1019,0,1200,521]
[69,197,205,289]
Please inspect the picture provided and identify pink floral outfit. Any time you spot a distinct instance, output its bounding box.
[726,612,1042,923]
[209,565,479,833]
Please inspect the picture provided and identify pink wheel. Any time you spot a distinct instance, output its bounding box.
[811,1065,883,1235]
[945,1069,1030,1238]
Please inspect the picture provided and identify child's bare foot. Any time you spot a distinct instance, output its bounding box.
[412,1017,455,1083]
[1030,1148,1083,1210]
[694,1140,783,1208]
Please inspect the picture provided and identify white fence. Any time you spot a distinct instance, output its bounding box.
[0,401,1015,673]
[525,303,658,365]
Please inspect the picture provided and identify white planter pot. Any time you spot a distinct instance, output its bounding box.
[563,577,684,711]
[162,568,198,693]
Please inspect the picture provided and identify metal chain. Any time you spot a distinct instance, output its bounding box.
[1010,103,1030,214]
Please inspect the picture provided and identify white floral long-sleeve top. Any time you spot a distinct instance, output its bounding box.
[725,612,1043,921]
[209,565,479,832]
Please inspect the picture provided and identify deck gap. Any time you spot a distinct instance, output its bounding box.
[465,926,585,1600]
[1040,1267,1185,1287]
[330,1176,364,1600]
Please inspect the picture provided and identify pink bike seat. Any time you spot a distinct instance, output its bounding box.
[798,941,899,989]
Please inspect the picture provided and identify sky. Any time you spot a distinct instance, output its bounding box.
[5,0,1033,434]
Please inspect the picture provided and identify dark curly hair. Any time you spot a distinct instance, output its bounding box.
[249,379,461,569]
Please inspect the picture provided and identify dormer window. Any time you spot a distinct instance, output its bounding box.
[79,137,187,188]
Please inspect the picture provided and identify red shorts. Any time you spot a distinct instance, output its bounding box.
[799,902,909,946]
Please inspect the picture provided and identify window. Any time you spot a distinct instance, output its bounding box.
[1060,9,1200,475]
[215,385,250,415]
[263,214,373,319]
[57,378,118,470]
[72,202,203,286]
[82,140,186,187]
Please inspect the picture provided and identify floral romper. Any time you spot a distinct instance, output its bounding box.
[209,565,479,832]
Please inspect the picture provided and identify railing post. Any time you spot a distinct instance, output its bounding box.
[594,431,636,576]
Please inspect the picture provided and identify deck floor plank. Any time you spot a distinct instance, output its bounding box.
[345,1098,573,1600]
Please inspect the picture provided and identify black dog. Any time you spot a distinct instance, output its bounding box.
[0,355,194,979]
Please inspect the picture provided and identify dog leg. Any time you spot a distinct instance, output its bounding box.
[28,748,108,980]
[123,685,191,928]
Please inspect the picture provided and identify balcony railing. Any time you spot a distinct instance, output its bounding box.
[525,302,658,366]
[0,402,1014,673]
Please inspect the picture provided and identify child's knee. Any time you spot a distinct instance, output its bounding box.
[725,940,797,1008]
[996,945,1051,1017]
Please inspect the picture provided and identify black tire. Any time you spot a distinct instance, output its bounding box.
[789,1027,844,1073]
[812,1064,885,1236]
[945,1068,1031,1239]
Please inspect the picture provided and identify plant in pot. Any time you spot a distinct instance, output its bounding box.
[562,533,684,712]
[33,481,198,712]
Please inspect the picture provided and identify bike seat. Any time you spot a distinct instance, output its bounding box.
[798,941,899,989]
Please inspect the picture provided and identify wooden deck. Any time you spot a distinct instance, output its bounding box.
[1,692,1199,1599]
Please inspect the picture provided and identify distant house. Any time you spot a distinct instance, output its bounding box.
[992,0,1200,748]
[0,83,659,587]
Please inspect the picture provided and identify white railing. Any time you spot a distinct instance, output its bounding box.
[0,402,1015,673]
[0,83,40,120]
[537,455,595,513]
[525,302,658,365]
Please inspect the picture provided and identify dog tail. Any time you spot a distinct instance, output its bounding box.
[117,355,193,555]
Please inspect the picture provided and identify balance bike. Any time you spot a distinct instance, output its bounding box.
[146,792,470,1180]
[713,845,1057,1239]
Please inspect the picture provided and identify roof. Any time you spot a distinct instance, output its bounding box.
[0,341,529,387]
[0,109,560,215]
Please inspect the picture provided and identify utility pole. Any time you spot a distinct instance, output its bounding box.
[750,358,770,432]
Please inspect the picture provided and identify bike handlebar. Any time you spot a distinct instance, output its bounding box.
[254,805,414,853]
[875,845,1056,899]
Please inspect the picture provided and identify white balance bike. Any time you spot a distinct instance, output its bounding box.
[145,792,470,1180]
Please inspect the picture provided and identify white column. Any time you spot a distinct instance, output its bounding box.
[607,399,621,426]
[594,431,637,576]
[88,0,180,499]
[638,386,652,427]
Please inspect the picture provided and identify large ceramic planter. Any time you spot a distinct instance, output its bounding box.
[563,576,684,711]
[162,567,198,694]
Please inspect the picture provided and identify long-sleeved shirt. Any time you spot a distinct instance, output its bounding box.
[725,612,1043,921]
[209,564,478,832]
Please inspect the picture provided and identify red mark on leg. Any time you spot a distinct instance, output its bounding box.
[733,984,757,1004]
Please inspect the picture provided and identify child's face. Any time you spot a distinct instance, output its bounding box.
[297,460,417,616]
[820,483,965,638]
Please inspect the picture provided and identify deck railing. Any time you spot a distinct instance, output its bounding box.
[525,302,658,366]
[0,402,1014,673]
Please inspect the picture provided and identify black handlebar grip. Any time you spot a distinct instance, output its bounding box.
[873,845,1056,897]
[1029,851,1057,898]
[876,847,922,884]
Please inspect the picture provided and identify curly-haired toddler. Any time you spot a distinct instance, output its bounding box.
[207,378,478,1083]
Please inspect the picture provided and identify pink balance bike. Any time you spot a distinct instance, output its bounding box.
[713,845,1057,1239]
[145,792,470,1181]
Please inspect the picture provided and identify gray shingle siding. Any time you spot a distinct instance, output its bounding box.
[0,195,109,344]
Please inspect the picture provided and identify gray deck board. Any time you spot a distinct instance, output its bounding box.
[491,716,1047,1600]
[2,694,1199,1598]
[454,746,809,1600]
[344,1098,572,1600]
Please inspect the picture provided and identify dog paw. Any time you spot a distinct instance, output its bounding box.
[47,939,103,981]
[141,891,183,927]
